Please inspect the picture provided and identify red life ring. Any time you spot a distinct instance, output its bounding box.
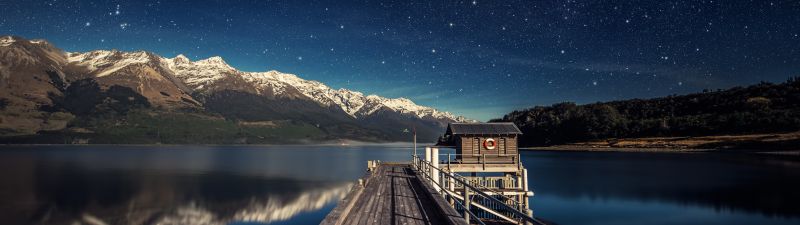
[483,138,497,150]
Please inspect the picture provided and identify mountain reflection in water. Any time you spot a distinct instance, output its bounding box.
[0,145,411,225]
[28,163,351,225]
[2,145,799,225]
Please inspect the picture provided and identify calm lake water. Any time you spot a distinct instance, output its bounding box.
[0,145,798,225]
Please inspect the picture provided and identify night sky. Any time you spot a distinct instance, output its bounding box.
[3,0,799,121]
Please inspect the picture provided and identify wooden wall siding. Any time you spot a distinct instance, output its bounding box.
[499,138,506,154]
[464,137,473,155]
[471,137,479,155]
[454,135,519,163]
[507,137,518,154]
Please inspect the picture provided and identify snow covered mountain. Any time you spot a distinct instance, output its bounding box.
[0,36,471,142]
[65,47,467,123]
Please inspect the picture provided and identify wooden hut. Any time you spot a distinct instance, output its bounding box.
[443,122,522,164]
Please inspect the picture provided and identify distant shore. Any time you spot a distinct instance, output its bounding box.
[522,131,800,154]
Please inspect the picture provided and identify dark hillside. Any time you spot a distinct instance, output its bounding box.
[492,77,800,147]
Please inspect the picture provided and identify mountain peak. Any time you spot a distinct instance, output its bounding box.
[172,54,191,64]
[1,36,19,47]
[197,56,229,67]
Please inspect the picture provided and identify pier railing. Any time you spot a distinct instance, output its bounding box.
[412,155,546,225]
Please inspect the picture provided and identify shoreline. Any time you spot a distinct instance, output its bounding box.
[522,146,714,153]
[0,142,436,148]
[522,146,800,157]
[521,131,800,154]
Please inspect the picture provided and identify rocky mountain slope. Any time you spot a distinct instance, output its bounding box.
[0,36,470,144]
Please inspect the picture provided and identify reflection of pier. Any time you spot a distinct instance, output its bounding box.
[324,123,547,225]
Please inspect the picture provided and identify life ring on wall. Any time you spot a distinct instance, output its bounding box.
[483,138,497,150]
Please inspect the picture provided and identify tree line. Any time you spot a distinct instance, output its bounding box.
[490,77,800,147]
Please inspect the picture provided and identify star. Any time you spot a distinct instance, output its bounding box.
[4,0,796,123]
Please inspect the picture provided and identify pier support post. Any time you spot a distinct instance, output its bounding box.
[448,173,456,206]
[463,187,471,223]
[425,147,432,178]
[522,168,532,225]
[425,147,431,163]
[432,147,440,192]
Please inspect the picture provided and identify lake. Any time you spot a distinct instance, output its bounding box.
[0,145,798,225]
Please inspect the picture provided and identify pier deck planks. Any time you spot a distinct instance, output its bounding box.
[322,164,468,225]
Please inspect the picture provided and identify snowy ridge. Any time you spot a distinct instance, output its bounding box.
[242,70,466,121]
[67,50,156,77]
[63,47,469,122]
[161,54,238,89]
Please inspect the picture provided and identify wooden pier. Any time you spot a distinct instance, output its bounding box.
[322,162,467,225]
[323,123,546,225]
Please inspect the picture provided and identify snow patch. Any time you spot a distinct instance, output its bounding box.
[0,36,16,47]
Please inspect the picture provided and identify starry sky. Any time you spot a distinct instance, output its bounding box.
[2,0,799,121]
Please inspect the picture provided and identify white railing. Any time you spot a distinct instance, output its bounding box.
[438,153,524,172]
[412,155,546,225]
[459,176,517,189]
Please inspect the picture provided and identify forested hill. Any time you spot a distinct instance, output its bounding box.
[491,77,800,147]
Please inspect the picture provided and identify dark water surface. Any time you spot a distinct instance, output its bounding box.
[0,146,798,225]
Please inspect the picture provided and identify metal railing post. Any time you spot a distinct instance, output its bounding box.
[463,186,471,223]
[448,172,456,206]
[482,154,486,170]
[447,153,451,170]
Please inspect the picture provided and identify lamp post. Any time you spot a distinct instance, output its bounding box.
[413,126,417,158]
[403,127,417,159]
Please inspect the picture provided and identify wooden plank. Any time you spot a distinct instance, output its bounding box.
[348,166,381,225]
[379,174,392,225]
[396,166,406,224]
[368,166,384,225]
[395,167,409,225]
[404,167,428,225]
[321,169,372,225]
[367,166,389,224]
[411,166,469,225]
[404,170,424,225]
[319,182,363,225]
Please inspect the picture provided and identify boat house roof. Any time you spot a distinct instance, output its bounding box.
[446,123,522,135]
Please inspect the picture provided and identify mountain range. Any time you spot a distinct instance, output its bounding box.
[0,35,471,144]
